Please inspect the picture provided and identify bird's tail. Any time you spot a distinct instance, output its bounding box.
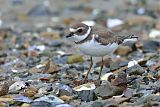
[122,34,138,43]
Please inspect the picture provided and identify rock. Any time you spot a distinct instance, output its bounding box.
[134,90,152,106]
[77,90,97,101]
[41,32,61,40]
[55,104,73,107]
[114,46,132,56]
[21,103,31,107]
[128,60,138,68]
[0,82,9,96]
[149,29,160,39]
[126,64,145,75]
[59,95,73,102]
[126,15,153,26]
[107,18,124,28]
[31,101,51,107]
[110,62,119,71]
[37,87,48,95]
[95,81,123,98]
[24,87,37,97]
[101,72,114,81]
[73,83,97,101]
[9,81,26,93]
[57,83,73,96]
[13,95,33,103]
[111,73,127,87]
[92,101,104,107]
[146,59,157,66]
[119,61,128,67]
[43,60,60,74]
[143,40,160,53]
[34,95,64,105]
[67,55,84,64]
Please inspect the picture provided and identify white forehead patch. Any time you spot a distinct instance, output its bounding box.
[69,27,84,32]
[69,28,77,32]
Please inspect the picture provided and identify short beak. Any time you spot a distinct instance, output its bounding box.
[66,33,73,38]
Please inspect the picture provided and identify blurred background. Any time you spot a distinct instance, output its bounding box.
[0,0,160,107]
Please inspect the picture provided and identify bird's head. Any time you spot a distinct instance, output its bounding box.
[66,22,91,43]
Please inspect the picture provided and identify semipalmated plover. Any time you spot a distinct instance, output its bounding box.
[66,22,138,82]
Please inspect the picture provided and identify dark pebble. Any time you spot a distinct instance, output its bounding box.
[143,40,160,53]
[31,101,51,107]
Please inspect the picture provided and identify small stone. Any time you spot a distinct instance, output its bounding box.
[55,104,73,107]
[119,61,128,67]
[114,46,132,56]
[149,29,160,39]
[24,87,37,97]
[0,82,9,96]
[67,55,84,64]
[143,40,160,53]
[21,103,31,107]
[107,18,124,28]
[38,87,48,95]
[110,62,119,71]
[43,60,60,74]
[57,83,72,96]
[146,59,157,66]
[77,90,97,101]
[95,81,123,98]
[31,101,51,107]
[101,73,114,81]
[59,95,73,102]
[34,95,64,104]
[9,81,26,93]
[126,15,153,26]
[41,32,61,40]
[92,101,104,107]
[128,60,138,68]
[126,64,145,75]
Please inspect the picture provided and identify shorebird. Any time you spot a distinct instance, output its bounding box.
[66,22,138,82]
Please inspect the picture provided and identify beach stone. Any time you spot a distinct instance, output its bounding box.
[95,81,122,98]
[31,101,51,107]
[143,40,160,53]
[77,90,97,102]
[114,46,132,56]
[126,64,145,75]
[67,55,84,64]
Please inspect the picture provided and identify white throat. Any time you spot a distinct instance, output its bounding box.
[71,26,91,43]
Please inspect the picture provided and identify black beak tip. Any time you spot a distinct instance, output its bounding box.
[66,33,72,38]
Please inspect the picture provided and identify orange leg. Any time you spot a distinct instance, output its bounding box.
[98,57,104,80]
[84,56,93,82]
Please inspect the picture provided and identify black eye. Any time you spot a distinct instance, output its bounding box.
[77,29,83,33]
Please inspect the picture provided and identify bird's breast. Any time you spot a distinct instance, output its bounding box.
[78,39,118,57]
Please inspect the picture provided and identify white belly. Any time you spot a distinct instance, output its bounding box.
[78,40,118,57]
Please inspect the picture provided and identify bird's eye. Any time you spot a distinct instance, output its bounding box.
[77,29,83,33]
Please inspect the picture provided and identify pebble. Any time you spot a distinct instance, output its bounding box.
[24,87,37,97]
[67,55,84,64]
[34,95,64,104]
[9,81,26,93]
[114,46,132,56]
[126,64,145,75]
[95,81,122,98]
[31,101,51,107]
[57,83,73,96]
[0,82,9,96]
[143,40,160,53]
